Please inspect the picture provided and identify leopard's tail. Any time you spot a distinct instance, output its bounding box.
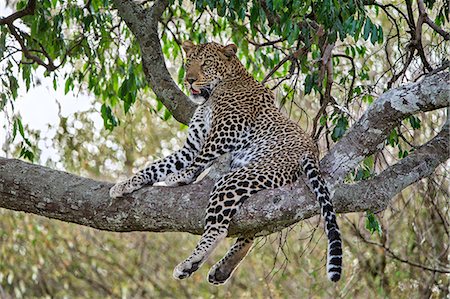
[302,155,342,282]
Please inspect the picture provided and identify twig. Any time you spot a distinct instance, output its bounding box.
[262,47,307,84]
[248,38,284,50]
[388,51,414,88]
[310,42,335,139]
[370,1,412,28]
[362,234,449,274]
[333,54,356,106]
[0,0,36,25]
[417,0,450,40]
[7,23,57,71]
[414,0,432,71]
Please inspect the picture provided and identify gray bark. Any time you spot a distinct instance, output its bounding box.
[321,72,450,187]
[0,72,448,237]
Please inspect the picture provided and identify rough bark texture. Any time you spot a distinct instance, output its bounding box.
[321,72,450,187]
[0,72,448,237]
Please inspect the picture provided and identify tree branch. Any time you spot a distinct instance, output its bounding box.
[0,73,448,236]
[321,71,449,187]
[112,0,197,125]
[261,47,307,84]
[0,119,447,236]
[6,23,57,72]
[0,0,36,25]
[417,0,450,41]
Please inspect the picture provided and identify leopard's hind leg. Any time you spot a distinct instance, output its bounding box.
[173,159,298,280]
[207,236,254,285]
[173,168,265,280]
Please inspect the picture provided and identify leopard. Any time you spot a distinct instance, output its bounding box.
[110,40,343,284]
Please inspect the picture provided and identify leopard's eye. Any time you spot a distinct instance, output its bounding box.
[202,60,212,67]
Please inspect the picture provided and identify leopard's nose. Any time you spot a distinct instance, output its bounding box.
[187,78,196,85]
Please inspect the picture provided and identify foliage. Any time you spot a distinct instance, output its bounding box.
[1,0,448,162]
[365,211,382,236]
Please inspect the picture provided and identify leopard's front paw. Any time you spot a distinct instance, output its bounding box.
[109,180,133,198]
[165,172,191,187]
[173,257,203,280]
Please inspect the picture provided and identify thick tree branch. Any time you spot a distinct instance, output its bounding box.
[333,118,449,212]
[321,71,449,188]
[0,119,447,236]
[112,0,197,124]
[0,73,448,237]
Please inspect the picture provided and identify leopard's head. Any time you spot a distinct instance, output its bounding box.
[181,41,238,99]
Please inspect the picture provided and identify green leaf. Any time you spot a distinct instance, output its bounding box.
[123,96,132,114]
[365,211,382,236]
[408,115,421,129]
[100,104,118,130]
[19,146,35,162]
[8,75,18,99]
[156,100,164,112]
[398,149,409,159]
[387,129,398,147]
[363,18,372,40]
[370,24,378,44]
[287,23,300,45]
[17,118,25,138]
[64,77,73,94]
[12,118,18,141]
[237,7,246,20]
[163,109,172,121]
[363,155,374,169]
[331,115,349,141]
[377,25,384,44]
[304,74,314,94]
[319,115,327,126]
[273,0,283,10]
[22,64,31,90]
[362,94,373,103]
[0,93,7,110]
[178,66,185,84]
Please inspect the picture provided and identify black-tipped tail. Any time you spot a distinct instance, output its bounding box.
[302,156,342,282]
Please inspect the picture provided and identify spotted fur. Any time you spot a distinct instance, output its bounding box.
[110,41,342,284]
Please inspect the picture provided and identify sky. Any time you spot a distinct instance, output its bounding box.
[0,4,104,165]
[0,71,97,162]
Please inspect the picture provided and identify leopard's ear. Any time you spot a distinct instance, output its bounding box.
[182,41,195,54]
[221,44,237,58]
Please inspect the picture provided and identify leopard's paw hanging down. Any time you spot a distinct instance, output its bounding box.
[207,236,254,285]
[111,40,343,284]
[173,257,203,280]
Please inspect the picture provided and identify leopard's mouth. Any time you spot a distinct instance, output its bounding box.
[191,88,201,95]
[189,84,212,100]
